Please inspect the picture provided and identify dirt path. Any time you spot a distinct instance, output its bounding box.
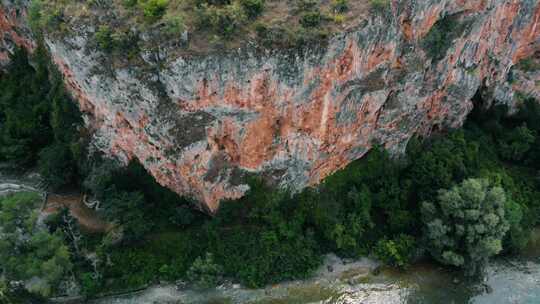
[42,193,111,233]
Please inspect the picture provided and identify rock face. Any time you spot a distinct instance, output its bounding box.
[0,0,34,66]
[1,0,539,212]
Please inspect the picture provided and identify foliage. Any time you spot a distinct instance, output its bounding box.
[195,2,247,37]
[373,234,416,269]
[497,124,536,161]
[0,193,73,298]
[239,0,264,19]
[100,191,150,241]
[300,11,322,28]
[94,25,114,52]
[0,46,83,189]
[369,0,390,12]
[332,0,348,13]
[516,57,540,72]
[139,0,169,21]
[422,14,469,61]
[3,44,540,295]
[421,179,509,276]
[186,253,224,289]
[163,15,185,36]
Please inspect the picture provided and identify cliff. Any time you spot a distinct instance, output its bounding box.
[1,0,539,212]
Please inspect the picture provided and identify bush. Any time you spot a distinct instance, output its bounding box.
[300,11,322,28]
[373,234,416,269]
[95,25,114,52]
[163,15,185,36]
[332,0,348,13]
[140,0,169,22]
[239,0,264,19]
[100,191,151,242]
[421,179,510,276]
[0,193,73,298]
[497,124,536,161]
[421,14,469,61]
[186,253,223,289]
[38,143,77,190]
[195,3,247,37]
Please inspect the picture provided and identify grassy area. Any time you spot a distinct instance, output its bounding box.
[31,0,373,56]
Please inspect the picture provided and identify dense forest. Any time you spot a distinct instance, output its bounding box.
[1,47,539,302]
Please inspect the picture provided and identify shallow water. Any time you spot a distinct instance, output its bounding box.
[3,167,538,304]
[93,251,540,304]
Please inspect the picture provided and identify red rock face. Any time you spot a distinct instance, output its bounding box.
[0,3,34,65]
[1,0,539,212]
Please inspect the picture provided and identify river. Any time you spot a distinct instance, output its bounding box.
[92,240,540,304]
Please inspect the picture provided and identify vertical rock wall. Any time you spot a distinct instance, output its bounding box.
[1,0,539,212]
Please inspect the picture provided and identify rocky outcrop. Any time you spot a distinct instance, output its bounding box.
[1,0,539,212]
[0,0,34,66]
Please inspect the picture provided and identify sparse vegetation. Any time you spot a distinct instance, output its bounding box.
[369,0,390,12]
[422,14,471,61]
[29,0,368,55]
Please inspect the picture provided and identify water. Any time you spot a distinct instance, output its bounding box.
[92,251,540,304]
[2,167,539,304]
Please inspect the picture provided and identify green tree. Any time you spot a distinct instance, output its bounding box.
[0,193,73,297]
[497,124,536,161]
[186,252,223,289]
[421,179,509,276]
[100,190,151,241]
[373,234,415,269]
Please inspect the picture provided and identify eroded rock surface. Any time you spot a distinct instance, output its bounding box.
[1,0,539,212]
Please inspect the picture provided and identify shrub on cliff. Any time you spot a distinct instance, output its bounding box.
[421,178,510,276]
[140,0,169,22]
[239,0,264,19]
[300,11,322,28]
[369,0,390,12]
[193,2,245,37]
[332,0,348,13]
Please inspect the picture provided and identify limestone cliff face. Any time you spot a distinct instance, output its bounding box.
[1,0,539,212]
[0,0,34,66]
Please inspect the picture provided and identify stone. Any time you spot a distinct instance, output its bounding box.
[1,0,539,212]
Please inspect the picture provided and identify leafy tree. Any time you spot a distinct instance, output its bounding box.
[0,193,73,297]
[497,124,536,161]
[373,234,416,269]
[100,191,150,241]
[421,179,509,276]
[0,46,52,164]
[38,143,77,190]
[186,252,223,289]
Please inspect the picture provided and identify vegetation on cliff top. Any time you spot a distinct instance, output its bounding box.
[29,0,390,55]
